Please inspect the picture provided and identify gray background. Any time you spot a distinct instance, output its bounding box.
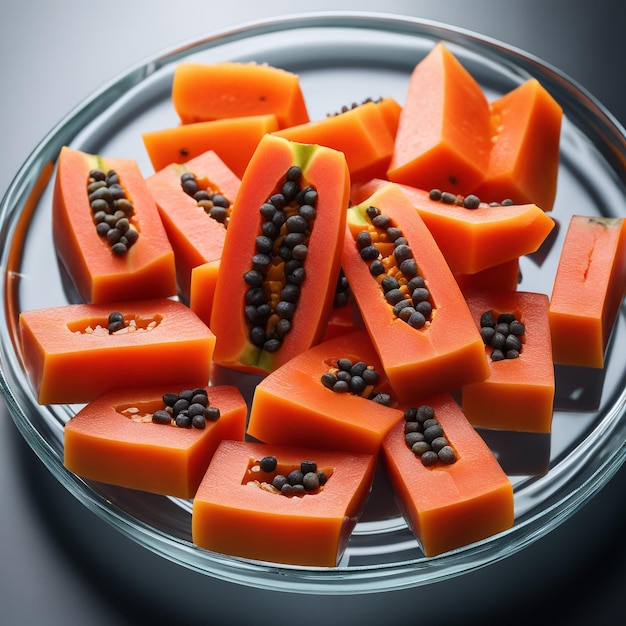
[2,1,626,624]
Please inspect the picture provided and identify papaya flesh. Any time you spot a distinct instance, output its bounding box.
[172,62,309,129]
[342,183,489,403]
[52,146,177,304]
[145,150,240,301]
[210,134,350,375]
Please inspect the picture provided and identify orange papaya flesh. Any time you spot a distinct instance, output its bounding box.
[142,114,279,177]
[454,258,520,296]
[461,290,555,433]
[274,97,402,183]
[387,42,491,195]
[64,384,247,499]
[145,150,240,300]
[192,439,377,566]
[549,215,626,368]
[474,78,562,212]
[352,178,555,275]
[19,298,215,405]
[52,146,177,304]
[342,183,489,403]
[210,134,350,375]
[247,330,404,455]
[189,260,221,329]
[381,393,514,557]
[172,62,309,129]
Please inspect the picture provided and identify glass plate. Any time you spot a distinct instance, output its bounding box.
[1,11,626,594]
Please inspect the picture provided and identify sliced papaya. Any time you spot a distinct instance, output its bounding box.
[172,62,309,129]
[474,78,562,211]
[142,114,279,177]
[274,98,402,182]
[549,215,626,368]
[247,330,404,455]
[461,290,555,433]
[454,258,520,295]
[145,150,240,300]
[210,134,350,375]
[381,394,514,557]
[342,183,489,403]
[387,42,491,194]
[64,384,247,499]
[352,179,555,275]
[189,259,221,329]
[52,146,177,304]
[192,440,377,566]
[19,298,214,405]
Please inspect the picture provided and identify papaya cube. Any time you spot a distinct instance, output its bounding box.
[19,298,215,404]
[381,394,514,557]
[461,291,555,433]
[192,440,377,566]
[64,385,247,499]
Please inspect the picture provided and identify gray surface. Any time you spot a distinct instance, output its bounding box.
[2,1,626,624]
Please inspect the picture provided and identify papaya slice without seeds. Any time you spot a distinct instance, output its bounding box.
[52,146,177,304]
[64,384,247,499]
[145,150,240,300]
[549,215,626,368]
[172,62,309,129]
[342,183,489,403]
[210,134,350,375]
[387,42,491,195]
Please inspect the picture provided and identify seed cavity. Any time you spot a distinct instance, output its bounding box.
[320,357,392,406]
[87,168,139,255]
[428,188,513,209]
[479,310,526,361]
[180,171,232,228]
[326,96,382,117]
[246,456,330,497]
[355,205,434,329]
[68,311,162,335]
[244,165,317,353]
[403,405,458,466]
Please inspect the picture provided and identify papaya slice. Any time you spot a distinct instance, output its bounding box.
[461,290,555,433]
[189,259,221,329]
[454,258,520,295]
[210,134,350,375]
[549,215,626,368]
[172,62,309,129]
[64,384,247,499]
[142,114,279,177]
[474,78,563,212]
[247,330,404,455]
[145,150,240,300]
[342,183,489,402]
[274,98,402,182]
[19,298,215,405]
[387,42,491,194]
[52,146,177,304]
[192,440,377,566]
[352,179,555,275]
[381,394,514,557]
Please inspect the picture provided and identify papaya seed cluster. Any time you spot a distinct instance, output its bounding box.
[152,387,220,429]
[320,357,392,406]
[253,456,328,497]
[479,310,526,360]
[180,171,231,227]
[403,405,457,466]
[87,168,139,255]
[428,187,514,209]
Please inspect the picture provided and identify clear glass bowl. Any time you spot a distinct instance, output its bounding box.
[1,12,626,594]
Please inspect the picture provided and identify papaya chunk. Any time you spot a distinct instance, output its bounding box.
[274,98,402,182]
[19,298,215,404]
[387,42,491,194]
[64,384,247,499]
[474,78,563,211]
[210,134,350,375]
[455,258,520,295]
[549,215,626,368]
[146,150,240,300]
[381,394,514,557]
[172,62,309,129]
[352,179,555,275]
[247,330,404,455]
[192,440,377,566]
[342,183,489,403]
[52,147,177,304]
[189,259,221,329]
[142,114,279,177]
[461,291,555,433]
